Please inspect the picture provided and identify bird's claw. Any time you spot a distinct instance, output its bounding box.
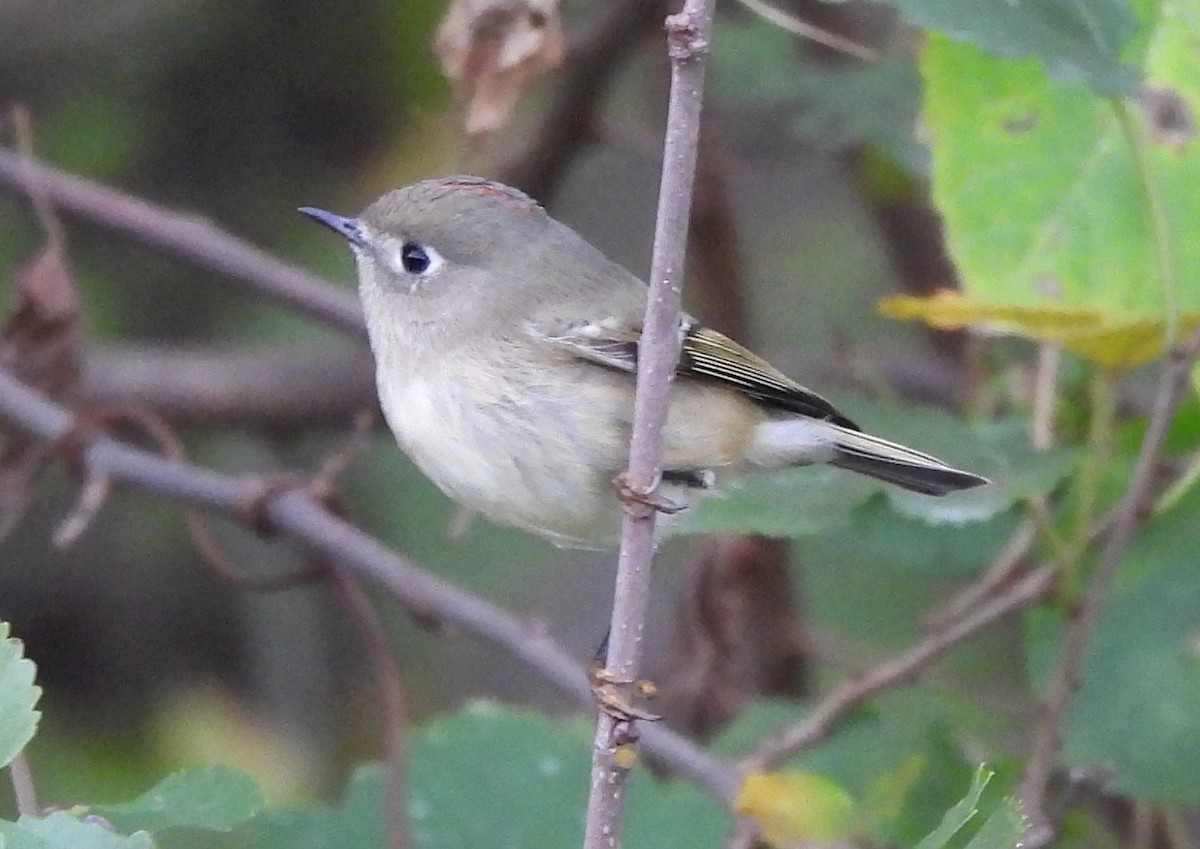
[612,471,684,515]
[588,664,662,723]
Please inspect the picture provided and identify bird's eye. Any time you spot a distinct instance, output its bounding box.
[401,242,430,273]
[384,239,443,282]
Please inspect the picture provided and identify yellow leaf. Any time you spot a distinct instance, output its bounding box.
[879,291,1200,369]
[734,770,856,847]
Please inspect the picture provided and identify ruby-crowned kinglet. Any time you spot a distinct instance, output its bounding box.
[301,176,988,548]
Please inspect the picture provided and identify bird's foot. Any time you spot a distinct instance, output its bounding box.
[588,662,661,723]
[612,471,684,516]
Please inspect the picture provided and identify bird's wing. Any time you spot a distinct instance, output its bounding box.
[535,318,859,429]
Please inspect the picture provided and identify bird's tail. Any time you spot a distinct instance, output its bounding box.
[828,426,989,496]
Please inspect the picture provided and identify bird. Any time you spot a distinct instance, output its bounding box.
[300,176,988,549]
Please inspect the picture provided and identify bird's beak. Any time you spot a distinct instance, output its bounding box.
[298,207,368,248]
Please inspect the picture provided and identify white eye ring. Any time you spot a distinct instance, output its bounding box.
[386,239,444,279]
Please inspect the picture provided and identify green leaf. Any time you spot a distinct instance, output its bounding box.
[914,765,992,849]
[0,620,41,769]
[674,465,874,537]
[906,0,1200,367]
[1026,482,1200,802]
[886,0,1139,93]
[94,766,264,834]
[163,703,727,849]
[0,812,154,849]
[816,499,1021,577]
[407,702,727,849]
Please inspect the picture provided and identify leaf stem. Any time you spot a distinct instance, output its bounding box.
[1062,367,1118,597]
[1112,96,1178,353]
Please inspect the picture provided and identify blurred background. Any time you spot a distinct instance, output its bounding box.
[0,0,1019,808]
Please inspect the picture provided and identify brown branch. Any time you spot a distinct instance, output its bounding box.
[0,147,366,339]
[1017,327,1200,846]
[82,344,376,427]
[584,4,717,848]
[741,562,1056,772]
[0,365,741,807]
[329,566,409,849]
[9,752,39,817]
[924,516,1039,631]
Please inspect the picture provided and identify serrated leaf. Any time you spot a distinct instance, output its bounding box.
[168,703,727,849]
[0,812,154,849]
[735,771,856,846]
[0,620,41,769]
[904,2,1200,368]
[95,766,264,834]
[885,0,1139,93]
[914,765,993,849]
[1025,482,1200,803]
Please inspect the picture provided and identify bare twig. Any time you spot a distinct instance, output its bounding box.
[584,4,717,848]
[1018,327,1200,846]
[83,344,376,427]
[0,147,365,338]
[741,563,1056,772]
[329,566,409,849]
[730,0,876,61]
[585,1,715,844]
[0,365,741,807]
[924,516,1039,631]
[1031,343,1061,452]
[9,752,39,817]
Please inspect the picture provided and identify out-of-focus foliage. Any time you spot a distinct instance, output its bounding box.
[1026,483,1200,803]
[885,0,1200,368]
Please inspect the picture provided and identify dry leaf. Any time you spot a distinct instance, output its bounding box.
[435,0,565,138]
[0,243,85,537]
[880,290,1200,369]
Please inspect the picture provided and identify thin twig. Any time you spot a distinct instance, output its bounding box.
[84,344,376,427]
[1017,327,1200,846]
[926,340,1060,629]
[329,566,409,849]
[584,4,716,848]
[741,563,1056,772]
[0,147,365,338]
[923,516,1039,631]
[8,106,67,250]
[1031,342,1060,452]
[9,752,39,817]
[730,0,877,61]
[0,365,741,807]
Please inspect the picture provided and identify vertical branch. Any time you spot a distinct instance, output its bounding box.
[583,2,717,848]
[9,752,39,817]
[329,565,409,849]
